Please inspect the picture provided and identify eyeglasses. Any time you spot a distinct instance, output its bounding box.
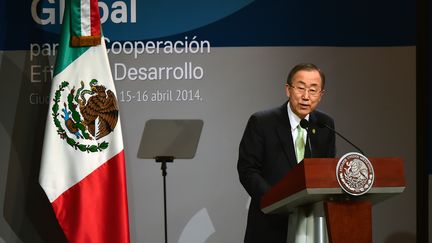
[289,84,322,97]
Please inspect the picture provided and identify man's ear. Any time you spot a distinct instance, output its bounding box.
[285,84,290,98]
[319,89,325,100]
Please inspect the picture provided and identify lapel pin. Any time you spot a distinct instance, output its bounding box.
[312,128,316,134]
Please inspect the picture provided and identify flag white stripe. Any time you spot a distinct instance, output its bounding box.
[80,0,91,36]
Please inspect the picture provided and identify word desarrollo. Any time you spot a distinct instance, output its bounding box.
[114,62,204,81]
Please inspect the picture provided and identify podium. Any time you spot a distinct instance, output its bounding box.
[260,158,405,243]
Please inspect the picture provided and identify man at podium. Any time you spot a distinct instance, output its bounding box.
[237,63,336,243]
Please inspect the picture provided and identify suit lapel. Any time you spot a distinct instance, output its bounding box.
[275,103,298,168]
[307,112,319,158]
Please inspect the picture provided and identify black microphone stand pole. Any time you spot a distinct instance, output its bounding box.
[321,123,365,155]
[155,156,174,243]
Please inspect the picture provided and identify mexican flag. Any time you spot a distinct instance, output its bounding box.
[39,0,130,242]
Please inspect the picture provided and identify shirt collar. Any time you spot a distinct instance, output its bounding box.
[287,102,309,131]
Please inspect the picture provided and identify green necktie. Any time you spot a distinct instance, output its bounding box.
[295,125,305,163]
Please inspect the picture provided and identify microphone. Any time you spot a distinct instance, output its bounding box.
[299,119,313,157]
[317,121,365,155]
[299,119,309,130]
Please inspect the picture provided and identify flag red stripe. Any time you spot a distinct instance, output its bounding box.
[52,150,130,243]
[90,0,101,36]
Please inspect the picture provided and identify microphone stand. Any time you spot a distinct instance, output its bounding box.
[301,118,365,156]
[321,123,365,155]
[300,119,313,157]
[155,156,174,243]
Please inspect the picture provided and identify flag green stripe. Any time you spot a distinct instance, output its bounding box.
[71,0,82,38]
[54,0,88,76]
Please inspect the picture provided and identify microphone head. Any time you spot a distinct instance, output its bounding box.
[300,119,309,129]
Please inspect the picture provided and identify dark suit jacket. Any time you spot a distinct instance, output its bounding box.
[237,102,336,243]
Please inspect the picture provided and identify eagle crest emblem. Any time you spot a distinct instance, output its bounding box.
[336,152,375,196]
[51,79,119,153]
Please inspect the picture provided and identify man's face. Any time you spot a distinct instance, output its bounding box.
[285,70,324,119]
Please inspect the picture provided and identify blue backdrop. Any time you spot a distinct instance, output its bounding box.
[0,0,415,50]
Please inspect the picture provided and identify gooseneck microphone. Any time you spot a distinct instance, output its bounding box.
[299,119,313,157]
[317,120,365,155]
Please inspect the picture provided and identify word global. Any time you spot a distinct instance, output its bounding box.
[114,62,204,81]
[31,0,136,25]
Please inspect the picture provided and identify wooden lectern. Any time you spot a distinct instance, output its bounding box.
[260,158,405,243]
